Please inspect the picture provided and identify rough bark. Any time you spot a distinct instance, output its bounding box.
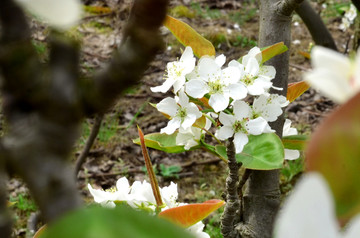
[295,0,337,50]
[221,139,241,238]
[236,0,294,237]
[0,0,168,233]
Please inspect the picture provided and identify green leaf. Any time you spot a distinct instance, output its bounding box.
[216,133,284,170]
[133,132,187,153]
[40,205,195,238]
[306,91,360,223]
[164,15,215,57]
[159,200,225,228]
[260,42,288,63]
[282,135,308,150]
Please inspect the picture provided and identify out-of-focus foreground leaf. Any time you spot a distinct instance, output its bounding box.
[40,205,195,238]
[306,91,360,223]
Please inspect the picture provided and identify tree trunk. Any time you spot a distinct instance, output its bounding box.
[237,0,293,237]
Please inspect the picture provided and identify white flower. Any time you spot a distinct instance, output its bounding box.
[304,46,360,104]
[274,172,360,238]
[229,48,276,96]
[176,126,203,150]
[151,47,196,93]
[215,100,274,153]
[187,221,210,238]
[340,4,357,31]
[185,56,247,112]
[87,177,131,208]
[252,94,288,122]
[89,177,210,238]
[15,0,82,30]
[156,90,202,135]
[282,119,300,160]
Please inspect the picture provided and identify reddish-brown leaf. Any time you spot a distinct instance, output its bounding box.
[158,199,225,227]
[287,81,310,102]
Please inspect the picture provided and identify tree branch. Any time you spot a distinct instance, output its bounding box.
[295,0,337,50]
[276,0,304,17]
[80,0,168,115]
[221,138,241,238]
[75,114,104,175]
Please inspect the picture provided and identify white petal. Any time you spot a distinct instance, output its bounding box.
[304,68,353,103]
[344,215,360,238]
[274,172,339,238]
[284,149,300,160]
[215,126,234,140]
[173,77,186,94]
[156,97,178,117]
[178,90,189,107]
[187,222,210,238]
[161,117,181,135]
[16,0,82,30]
[219,111,236,126]
[222,66,241,84]
[88,184,117,203]
[198,57,220,77]
[180,47,194,63]
[283,119,298,136]
[186,103,202,119]
[181,113,197,130]
[233,132,249,153]
[116,177,131,196]
[247,77,272,95]
[259,65,276,79]
[209,93,229,112]
[233,100,251,120]
[242,47,262,65]
[312,46,351,75]
[228,60,245,75]
[246,117,274,135]
[150,75,175,93]
[185,79,208,98]
[161,182,178,208]
[228,83,247,100]
[215,54,226,67]
[245,57,260,76]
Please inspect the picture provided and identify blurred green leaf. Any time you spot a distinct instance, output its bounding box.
[215,133,284,170]
[164,15,215,57]
[133,132,186,153]
[41,205,195,238]
[306,91,360,223]
[282,135,308,150]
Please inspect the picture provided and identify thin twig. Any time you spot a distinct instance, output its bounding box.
[75,113,104,176]
[237,169,252,198]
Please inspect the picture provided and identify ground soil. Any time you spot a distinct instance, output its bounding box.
[6,0,356,237]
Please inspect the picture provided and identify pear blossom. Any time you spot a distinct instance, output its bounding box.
[88,177,210,238]
[282,119,300,160]
[15,0,82,30]
[274,172,360,238]
[87,177,131,208]
[340,4,357,31]
[252,94,289,122]
[304,46,360,104]
[176,126,203,150]
[185,56,247,112]
[156,90,202,135]
[215,100,274,153]
[151,47,196,93]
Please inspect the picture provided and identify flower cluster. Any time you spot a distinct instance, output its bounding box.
[88,178,210,238]
[152,46,289,154]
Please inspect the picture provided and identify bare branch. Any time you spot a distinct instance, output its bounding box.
[295,0,337,50]
[75,114,104,175]
[276,0,304,16]
[80,0,168,115]
[221,138,241,238]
